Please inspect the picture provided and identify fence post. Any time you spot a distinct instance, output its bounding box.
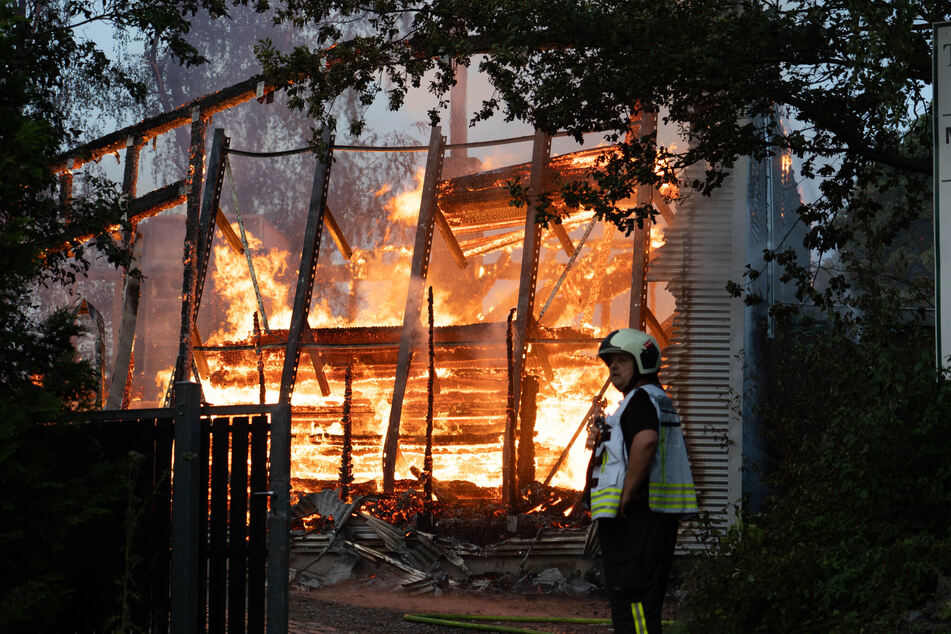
[266,403,292,633]
[170,381,202,634]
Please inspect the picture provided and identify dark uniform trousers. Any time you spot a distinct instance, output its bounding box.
[597,500,679,634]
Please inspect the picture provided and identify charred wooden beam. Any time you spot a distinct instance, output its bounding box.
[279,127,334,404]
[226,155,272,332]
[105,265,139,404]
[254,312,266,404]
[436,146,604,232]
[503,309,517,509]
[629,112,657,331]
[105,137,143,410]
[122,135,142,203]
[199,323,595,350]
[517,375,539,490]
[340,365,354,502]
[511,130,550,414]
[215,207,244,254]
[630,225,649,331]
[383,126,446,494]
[54,76,275,173]
[302,321,332,397]
[194,129,230,320]
[173,110,207,385]
[456,210,591,259]
[528,337,555,383]
[552,223,575,257]
[130,179,188,219]
[652,195,676,226]
[118,137,143,408]
[191,326,211,379]
[423,288,435,516]
[644,306,671,347]
[434,205,467,269]
[324,204,353,260]
[59,172,72,205]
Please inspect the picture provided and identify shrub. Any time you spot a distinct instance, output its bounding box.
[683,323,951,632]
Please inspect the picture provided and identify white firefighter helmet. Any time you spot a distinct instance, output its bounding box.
[597,328,661,375]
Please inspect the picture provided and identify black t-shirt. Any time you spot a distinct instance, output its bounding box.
[619,383,660,451]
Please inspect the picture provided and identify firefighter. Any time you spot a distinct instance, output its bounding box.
[587,328,698,633]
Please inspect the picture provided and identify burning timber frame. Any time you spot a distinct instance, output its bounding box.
[55,61,800,603]
[55,71,672,494]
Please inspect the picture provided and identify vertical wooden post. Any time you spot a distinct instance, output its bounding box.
[629,110,657,330]
[254,312,266,404]
[106,135,143,409]
[174,110,207,384]
[279,127,334,404]
[193,129,231,318]
[503,310,518,509]
[382,125,446,493]
[340,366,355,501]
[423,288,435,513]
[265,403,291,634]
[59,171,73,205]
[511,130,551,413]
[517,374,539,490]
[170,381,201,634]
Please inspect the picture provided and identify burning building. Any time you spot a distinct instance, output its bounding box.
[54,69,806,565]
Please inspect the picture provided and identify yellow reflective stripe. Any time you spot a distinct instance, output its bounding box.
[632,602,647,633]
[649,501,699,510]
[600,451,608,473]
[591,487,622,498]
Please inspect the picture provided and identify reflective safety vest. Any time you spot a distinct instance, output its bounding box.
[589,384,699,519]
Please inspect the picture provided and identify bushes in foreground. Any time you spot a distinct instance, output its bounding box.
[683,324,951,632]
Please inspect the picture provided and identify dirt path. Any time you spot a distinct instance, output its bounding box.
[288,581,613,633]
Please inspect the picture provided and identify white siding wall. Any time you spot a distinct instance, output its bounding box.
[650,161,748,546]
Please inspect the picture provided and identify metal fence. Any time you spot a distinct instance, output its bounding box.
[71,383,290,633]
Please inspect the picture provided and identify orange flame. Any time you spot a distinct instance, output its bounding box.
[160,155,676,498]
[381,167,425,224]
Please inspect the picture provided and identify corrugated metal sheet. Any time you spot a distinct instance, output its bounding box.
[650,162,747,548]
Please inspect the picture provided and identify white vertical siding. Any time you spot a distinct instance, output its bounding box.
[649,161,748,547]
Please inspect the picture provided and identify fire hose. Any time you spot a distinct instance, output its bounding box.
[402,612,611,633]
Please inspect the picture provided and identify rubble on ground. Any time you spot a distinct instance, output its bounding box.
[288,481,602,596]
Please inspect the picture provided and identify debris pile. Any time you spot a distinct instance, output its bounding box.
[289,485,602,596]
